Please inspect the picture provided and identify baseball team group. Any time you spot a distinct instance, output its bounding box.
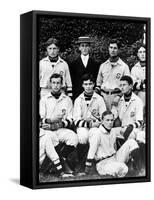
[39,36,146,179]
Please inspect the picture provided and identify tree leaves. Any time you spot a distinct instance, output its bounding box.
[38,16,145,69]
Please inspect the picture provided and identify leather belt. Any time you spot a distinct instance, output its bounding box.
[96,153,116,163]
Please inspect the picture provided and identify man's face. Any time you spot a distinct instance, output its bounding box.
[79,43,90,56]
[82,79,94,94]
[50,77,62,93]
[46,43,59,58]
[102,114,114,130]
[120,80,132,94]
[109,43,119,57]
[137,46,146,62]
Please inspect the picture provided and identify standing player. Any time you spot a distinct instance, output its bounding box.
[131,45,146,107]
[85,111,140,177]
[39,38,72,98]
[96,39,130,110]
[73,73,106,173]
[40,73,78,174]
[70,36,100,101]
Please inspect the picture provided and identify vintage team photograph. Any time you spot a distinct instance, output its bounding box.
[38,12,150,185]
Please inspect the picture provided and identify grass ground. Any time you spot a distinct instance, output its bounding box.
[39,165,145,183]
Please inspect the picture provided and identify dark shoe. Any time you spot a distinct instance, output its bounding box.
[60,157,73,174]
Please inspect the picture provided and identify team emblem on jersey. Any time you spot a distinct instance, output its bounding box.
[116,73,121,79]
[60,71,64,76]
[92,109,97,115]
[91,109,99,117]
[62,109,66,115]
[130,111,135,117]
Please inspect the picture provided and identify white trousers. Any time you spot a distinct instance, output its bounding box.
[39,131,59,165]
[96,139,139,177]
[138,91,145,107]
[77,127,99,144]
[101,92,118,110]
[40,128,78,147]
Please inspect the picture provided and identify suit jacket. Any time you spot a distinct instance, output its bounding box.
[69,56,100,100]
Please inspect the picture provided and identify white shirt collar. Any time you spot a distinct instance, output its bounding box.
[81,54,89,67]
[79,92,98,100]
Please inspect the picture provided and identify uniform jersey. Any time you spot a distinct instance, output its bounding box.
[131,62,145,84]
[40,92,73,127]
[39,56,72,96]
[112,92,143,127]
[96,58,130,90]
[73,92,106,127]
[95,126,119,160]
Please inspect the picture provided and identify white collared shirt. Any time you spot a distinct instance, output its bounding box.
[73,92,106,122]
[111,92,143,126]
[81,54,89,67]
[39,56,72,90]
[96,58,130,90]
[93,126,122,160]
[40,92,73,122]
[131,62,146,84]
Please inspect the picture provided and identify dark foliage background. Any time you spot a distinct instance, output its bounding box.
[38,15,145,69]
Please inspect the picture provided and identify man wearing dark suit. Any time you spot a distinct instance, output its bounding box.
[70,36,100,101]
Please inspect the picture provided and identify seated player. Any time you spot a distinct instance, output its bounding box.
[111,75,145,143]
[40,73,78,175]
[39,130,73,178]
[85,111,141,177]
[73,73,106,173]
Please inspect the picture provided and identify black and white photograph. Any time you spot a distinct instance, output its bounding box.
[20,10,150,189]
[37,11,150,186]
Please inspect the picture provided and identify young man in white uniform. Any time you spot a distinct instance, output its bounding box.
[39,38,72,98]
[85,111,140,177]
[131,45,146,107]
[73,73,106,173]
[40,73,78,175]
[96,39,130,110]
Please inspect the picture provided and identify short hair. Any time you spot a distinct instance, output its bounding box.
[45,38,60,48]
[137,44,146,52]
[81,73,95,84]
[49,73,63,84]
[120,75,133,85]
[109,38,121,49]
[101,110,113,120]
[134,43,146,55]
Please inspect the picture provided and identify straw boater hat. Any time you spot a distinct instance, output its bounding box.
[76,36,93,44]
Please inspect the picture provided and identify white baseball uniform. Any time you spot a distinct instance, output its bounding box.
[73,92,106,144]
[40,92,78,147]
[86,126,139,177]
[96,58,130,109]
[112,92,143,127]
[39,56,72,98]
[131,62,146,106]
[111,92,145,143]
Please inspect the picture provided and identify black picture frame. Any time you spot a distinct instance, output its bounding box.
[20,10,151,189]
